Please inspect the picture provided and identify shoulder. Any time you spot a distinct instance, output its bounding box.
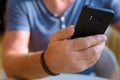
[7,0,38,14]
[7,0,37,8]
[100,0,120,4]
[108,0,120,7]
[108,0,120,23]
[8,0,26,6]
[7,0,27,11]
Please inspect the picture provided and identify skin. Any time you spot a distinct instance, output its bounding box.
[2,26,107,79]
[42,0,75,15]
[2,0,120,79]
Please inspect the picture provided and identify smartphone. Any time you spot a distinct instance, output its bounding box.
[71,5,114,39]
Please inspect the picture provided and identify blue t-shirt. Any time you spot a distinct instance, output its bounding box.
[6,0,120,74]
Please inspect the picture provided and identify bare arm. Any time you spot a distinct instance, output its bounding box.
[2,30,49,79]
[2,26,107,79]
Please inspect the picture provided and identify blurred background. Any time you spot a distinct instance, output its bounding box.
[0,0,6,76]
[0,0,120,79]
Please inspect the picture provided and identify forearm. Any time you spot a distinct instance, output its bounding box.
[2,28,107,79]
[2,51,49,79]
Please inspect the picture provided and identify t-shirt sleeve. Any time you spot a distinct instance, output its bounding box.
[109,0,120,23]
[6,0,30,31]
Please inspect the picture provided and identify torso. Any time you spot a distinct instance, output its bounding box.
[27,0,110,51]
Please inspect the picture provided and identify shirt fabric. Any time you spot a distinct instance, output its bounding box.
[6,0,120,74]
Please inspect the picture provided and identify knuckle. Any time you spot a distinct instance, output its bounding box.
[78,38,89,48]
[95,52,101,61]
[91,52,100,63]
[83,39,90,48]
[72,38,90,50]
[88,48,99,62]
[92,57,97,63]
[88,58,96,66]
[92,47,98,54]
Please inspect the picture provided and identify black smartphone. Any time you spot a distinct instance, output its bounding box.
[71,5,114,39]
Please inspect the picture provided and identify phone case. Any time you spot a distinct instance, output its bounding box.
[71,5,114,39]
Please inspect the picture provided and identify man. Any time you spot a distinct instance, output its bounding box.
[2,0,120,79]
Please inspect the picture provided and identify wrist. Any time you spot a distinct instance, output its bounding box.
[41,51,60,76]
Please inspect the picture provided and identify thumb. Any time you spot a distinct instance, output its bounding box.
[50,25,74,42]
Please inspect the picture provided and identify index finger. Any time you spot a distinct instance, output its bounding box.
[69,35,107,51]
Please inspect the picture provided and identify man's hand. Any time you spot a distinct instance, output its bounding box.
[44,25,107,74]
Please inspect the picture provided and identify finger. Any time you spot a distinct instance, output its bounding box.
[78,42,106,65]
[67,42,105,73]
[69,35,107,51]
[50,25,74,42]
